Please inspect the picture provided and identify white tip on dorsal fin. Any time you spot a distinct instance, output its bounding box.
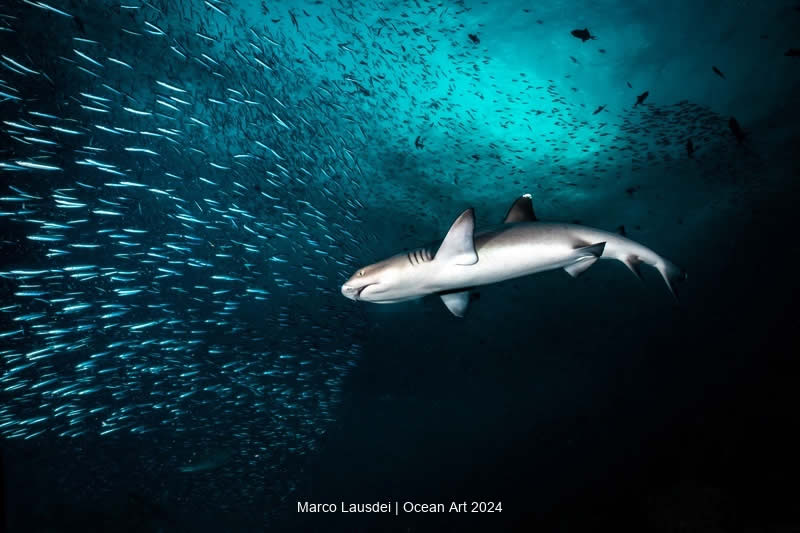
[436,208,478,265]
[440,290,470,317]
[503,193,538,224]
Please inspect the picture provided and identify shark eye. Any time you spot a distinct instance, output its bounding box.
[358,270,364,277]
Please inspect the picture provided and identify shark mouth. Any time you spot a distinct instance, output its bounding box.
[356,283,377,299]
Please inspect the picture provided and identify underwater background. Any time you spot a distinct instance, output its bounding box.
[0,0,799,531]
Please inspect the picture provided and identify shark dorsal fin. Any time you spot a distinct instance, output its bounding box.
[436,208,478,265]
[503,194,538,224]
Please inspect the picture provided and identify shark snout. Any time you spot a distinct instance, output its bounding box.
[341,283,359,300]
[341,282,377,301]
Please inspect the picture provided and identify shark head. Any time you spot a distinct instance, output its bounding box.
[341,253,430,303]
[341,208,479,305]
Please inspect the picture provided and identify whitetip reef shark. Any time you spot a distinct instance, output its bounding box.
[341,195,686,317]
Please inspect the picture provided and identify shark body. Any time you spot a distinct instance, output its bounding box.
[341,195,685,316]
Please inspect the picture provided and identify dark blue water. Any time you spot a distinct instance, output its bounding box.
[1,0,798,531]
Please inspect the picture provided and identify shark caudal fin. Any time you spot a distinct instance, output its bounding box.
[564,242,606,278]
[656,259,687,299]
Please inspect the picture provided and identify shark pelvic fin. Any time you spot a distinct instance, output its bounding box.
[563,242,606,278]
[436,208,478,265]
[503,193,538,223]
[440,290,470,317]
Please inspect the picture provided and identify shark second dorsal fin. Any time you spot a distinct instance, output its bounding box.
[436,208,478,265]
[503,194,538,224]
[440,290,470,317]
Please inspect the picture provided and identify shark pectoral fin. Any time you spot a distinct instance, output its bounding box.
[563,242,606,278]
[440,290,470,317]
[436,208,478,265]
[503,193,538,223]
[623,255,644,282]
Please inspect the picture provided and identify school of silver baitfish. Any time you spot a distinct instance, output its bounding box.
[0,0,375,501]
[1,0,751,519]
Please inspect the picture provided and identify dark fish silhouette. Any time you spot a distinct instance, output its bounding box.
[570,28,596,42]
[728,117,746,143]
[627,81,632,88]
[712,66,725,79]
[785,49,800,57]
[354,83,370,96]
[593,104,606,115]
[570,56,579,64]
[414,136,424,149]
[468,33,480,44]
[686,139,695,158]
[634,91,649,107]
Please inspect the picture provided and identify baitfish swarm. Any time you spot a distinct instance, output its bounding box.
[0,0,373,508]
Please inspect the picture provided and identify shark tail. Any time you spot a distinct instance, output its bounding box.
[655,258,687,299]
